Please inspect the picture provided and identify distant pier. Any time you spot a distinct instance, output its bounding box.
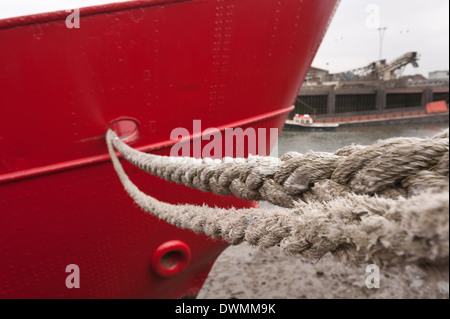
[292,84,449,125]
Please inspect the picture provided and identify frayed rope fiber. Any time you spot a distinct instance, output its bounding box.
[106,129,449,267]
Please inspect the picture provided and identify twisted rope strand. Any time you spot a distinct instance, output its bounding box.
[111,129,449,207]
[107,129,449,266]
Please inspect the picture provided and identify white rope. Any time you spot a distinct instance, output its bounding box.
[109,129,449,207]
[106,129,449,267]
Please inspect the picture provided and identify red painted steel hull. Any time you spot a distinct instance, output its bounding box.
[0,0,339,298]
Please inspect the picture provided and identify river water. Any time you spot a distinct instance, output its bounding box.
[275,122,449,156]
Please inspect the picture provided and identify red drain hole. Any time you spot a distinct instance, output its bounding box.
[150,240,191,278]
[108,117,140,144]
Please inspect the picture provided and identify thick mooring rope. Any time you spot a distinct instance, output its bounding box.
[106,129,449,266]
[110,129,449,208]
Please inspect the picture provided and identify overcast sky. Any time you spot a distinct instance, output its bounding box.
[313,0,449,76]
[1,0,448,76]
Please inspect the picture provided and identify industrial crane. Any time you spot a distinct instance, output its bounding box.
[333,52,420,82]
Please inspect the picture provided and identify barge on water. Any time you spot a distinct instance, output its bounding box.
[284,114,339,131]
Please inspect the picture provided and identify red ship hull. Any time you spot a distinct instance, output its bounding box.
[0,0,339,298]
